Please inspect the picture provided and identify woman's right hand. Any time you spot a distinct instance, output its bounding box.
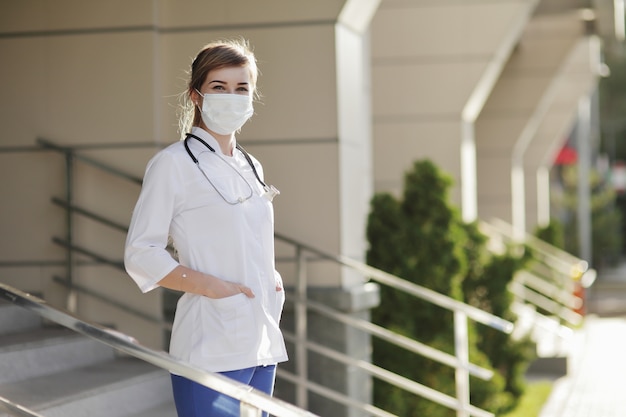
[210,279,255,299]
[157,266,255,299]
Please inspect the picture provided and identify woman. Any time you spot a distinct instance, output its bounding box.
[124,38,288,417]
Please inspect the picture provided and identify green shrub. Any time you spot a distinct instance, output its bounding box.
[367,160,532,416]
[534,221,565,250]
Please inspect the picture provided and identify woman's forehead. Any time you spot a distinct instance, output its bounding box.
[206,66,251,83]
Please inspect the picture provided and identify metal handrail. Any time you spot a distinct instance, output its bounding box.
[277,235,514,417]
[293,294,494,380]
[34,139,516,417]
[48,217,505,376]
[37,231,508,416]
[481,218,595,284]
[278,315,494,417]
[35,138,511,330]
[53,276,172,330]
[515,270,582,310]
[46,201,510,377]
[0,396,44,417]
[36,138,152,185]
[0,283,318,417]
[479,218,592,324]
[51,197,129,233]
[43,168,516,337]
[275,233,514,334]
[276,334,493,417]
[508,281,582,326]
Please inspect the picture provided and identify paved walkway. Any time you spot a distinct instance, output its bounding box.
[537,260,626,417]
[538,315,626,417]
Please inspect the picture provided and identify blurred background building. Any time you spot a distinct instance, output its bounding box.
[0,0,622,416]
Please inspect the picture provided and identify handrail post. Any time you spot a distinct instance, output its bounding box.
[64,149,77,313]
[454,310,470,417]
[295,245,308,409]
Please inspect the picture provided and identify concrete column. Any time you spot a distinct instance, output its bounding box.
[476,10,598,233]
[371,0,537,217]
[270,2,381,413]
[523,36,600,234]
[577,96,593,263]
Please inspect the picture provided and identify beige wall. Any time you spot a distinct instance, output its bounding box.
[0,0,377,348]
[1,0,164,347]
[370,0,599,237]
[523,38,599,229]
[0,0,606,349]
[476,10,598,233]
[370,0,538,214]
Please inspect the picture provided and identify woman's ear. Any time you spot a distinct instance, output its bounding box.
[190,88,201,107]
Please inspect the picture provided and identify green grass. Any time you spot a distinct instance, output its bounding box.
[501,380,554,417]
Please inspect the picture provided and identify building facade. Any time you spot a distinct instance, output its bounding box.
[0,0,615,414]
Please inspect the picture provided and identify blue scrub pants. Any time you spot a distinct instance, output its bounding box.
[171,364,277,417]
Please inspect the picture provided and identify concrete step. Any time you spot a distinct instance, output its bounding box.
[0,357,174,417]
[0,301,42,335]
[0,297,175,416]
[586,279,626,316]
[512,302,573,380]
[125,399,178,417]
[0,326,115,384]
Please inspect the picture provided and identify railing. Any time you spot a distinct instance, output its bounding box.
[0,396,44,417]
[45,197,513,417]
[0,282,318,417]
[479,218,596,346]
[276,235,513,417]
[34,138,154,314]
[483,219,595,285]
[1,139,518,417]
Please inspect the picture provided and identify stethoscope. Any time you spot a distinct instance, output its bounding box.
[184,133,280,204]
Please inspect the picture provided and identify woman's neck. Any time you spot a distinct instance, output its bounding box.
[213,134,235,156]
[198,124,235,156]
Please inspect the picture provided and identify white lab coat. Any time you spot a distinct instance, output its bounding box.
[125,127,288,372]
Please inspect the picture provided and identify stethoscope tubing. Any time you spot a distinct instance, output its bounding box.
[184,133,267,188]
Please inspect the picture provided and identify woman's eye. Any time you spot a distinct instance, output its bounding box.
[212,85,225,90]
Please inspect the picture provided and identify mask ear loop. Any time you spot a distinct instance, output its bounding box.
[193,88,203,113]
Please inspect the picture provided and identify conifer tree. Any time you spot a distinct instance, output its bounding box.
[367,160,530,416]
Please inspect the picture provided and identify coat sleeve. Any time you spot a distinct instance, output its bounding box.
[124,150,182,293]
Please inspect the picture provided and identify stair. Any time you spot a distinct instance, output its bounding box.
[512,302,572,378]
[586,262,626,317]
[0,300,176,417]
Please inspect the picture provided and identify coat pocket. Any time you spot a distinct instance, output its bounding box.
[199,293,256,357]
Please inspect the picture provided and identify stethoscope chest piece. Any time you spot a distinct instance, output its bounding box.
[262,184,280,202]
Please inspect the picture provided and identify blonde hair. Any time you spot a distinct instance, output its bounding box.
[179,38,259,138]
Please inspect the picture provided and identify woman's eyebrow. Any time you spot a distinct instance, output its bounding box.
[208,80,249,86]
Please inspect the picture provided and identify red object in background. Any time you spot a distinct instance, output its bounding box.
[554,145,578,165]
[612,160,626,193]
[573,281,585,316]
